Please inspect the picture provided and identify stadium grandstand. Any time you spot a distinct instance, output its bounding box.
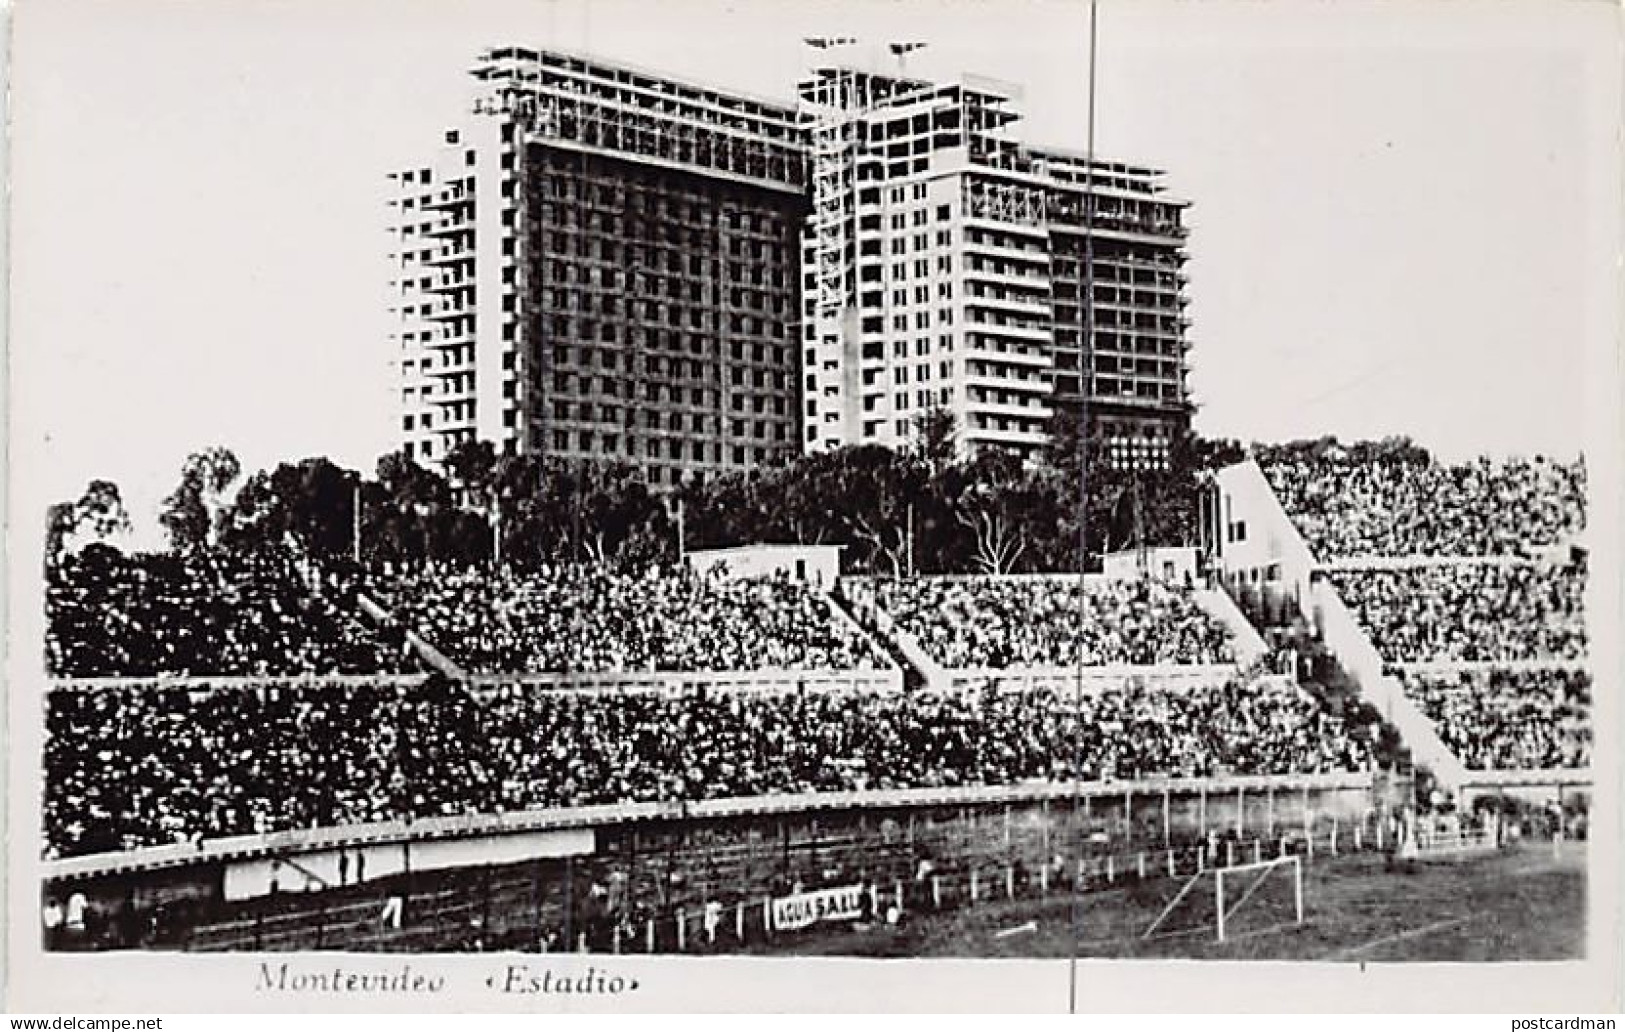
[1240,451,1592,784]
[37,443,1589,957]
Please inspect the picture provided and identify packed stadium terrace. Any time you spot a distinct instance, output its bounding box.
[46,547,413,678]
[1395,668,1592,772]
[43,675,1373,859]
[371,564,886,674]
[1326,563,1587,664]
[1268,448,1594,774]
[853,576,1235,669]
[1263,454,1585,560]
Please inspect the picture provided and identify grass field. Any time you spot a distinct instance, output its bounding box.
[745,841,1586,961]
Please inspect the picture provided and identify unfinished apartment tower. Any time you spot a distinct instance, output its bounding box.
[798,52,1192,457]
[389,47,808,484]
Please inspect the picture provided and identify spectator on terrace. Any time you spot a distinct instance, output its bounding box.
[1262,453,1585,560]
[852,576,1235,669]
[372,564,883,675]
[43,670,1373,860]
[46,545,411,678]
[1397,668,1591,771]
[1330,563,1586,664]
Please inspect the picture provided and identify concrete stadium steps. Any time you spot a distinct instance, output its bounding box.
[829,584,931,689]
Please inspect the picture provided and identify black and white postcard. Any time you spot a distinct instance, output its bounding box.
[4,0,1622,1015]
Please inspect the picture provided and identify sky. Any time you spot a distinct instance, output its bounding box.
[9,0,1622,544]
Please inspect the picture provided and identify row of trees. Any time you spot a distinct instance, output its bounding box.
[47,416,1258,575]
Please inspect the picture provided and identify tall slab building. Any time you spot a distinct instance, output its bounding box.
[798,60,1192,456]
[389,47,808,484]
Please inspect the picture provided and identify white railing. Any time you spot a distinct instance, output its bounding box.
[47,673,429,693]
[941,664,1257,695]
[1458,767,1593,790]
[1322,554,1536,572]
[1392,658,1591,676]
[462,667,903,695]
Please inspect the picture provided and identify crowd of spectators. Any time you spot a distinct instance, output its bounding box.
[45,679,425,857]
[1327,563,1587,664]
[372,564,886,674]
[1396,668,1591,772]
[46,546,412,678]
[1263,455,1586,560]
[853,577,1235,669]
[44,673,1372,859]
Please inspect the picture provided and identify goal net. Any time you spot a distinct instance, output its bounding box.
[1142,856,1304,943]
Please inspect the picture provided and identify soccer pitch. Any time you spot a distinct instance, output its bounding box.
[743,840,1586,961]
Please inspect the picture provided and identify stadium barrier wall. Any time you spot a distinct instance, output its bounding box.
[222,828,596,902]
[1457,767,1593,811]
[44,772,1377,885]
[941,665,1281,695]
[1312,579,1470,789]
[47,673,430,693]
[145,774,1393,954]
[1321,555,1538,571]
[461,667,904,695]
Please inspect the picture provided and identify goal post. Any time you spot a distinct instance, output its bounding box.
[1143,855,1303,943]
[1217,855,1302,942]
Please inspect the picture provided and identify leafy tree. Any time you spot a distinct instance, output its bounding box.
[45,502,77,564]
[812,445,925,576]
[909,403,958,477]
[160,447,241,552]
[225,457,359,557]
[443,438,499,510]
[576,462,672,565]
[360,449,466,567]
[674,471,772,553]
[78,480,133,542]
[46,479,133,563]
[944,450,1057,575]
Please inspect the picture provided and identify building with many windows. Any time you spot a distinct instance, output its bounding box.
[798,59,1192,457]
[390,46,1193,478]
[389,47,808,483]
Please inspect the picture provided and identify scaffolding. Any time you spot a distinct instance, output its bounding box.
[471,51,806,194]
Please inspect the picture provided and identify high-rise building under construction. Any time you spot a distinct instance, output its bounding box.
[388,47,807,483]
[798,57,1192,456]
[390,46,1192,478]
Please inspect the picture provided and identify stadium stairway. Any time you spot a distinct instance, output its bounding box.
[829,587,928,690]
[1212,580,1417,800]
[356,590,466,678]
[1294,630,1415,784]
